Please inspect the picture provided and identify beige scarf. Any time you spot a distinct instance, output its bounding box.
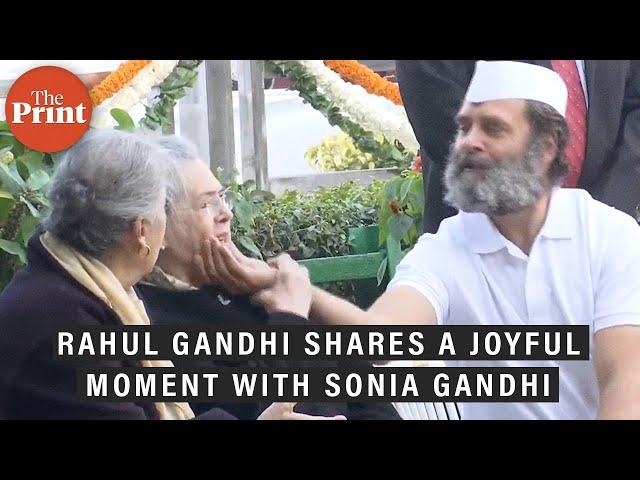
[41,232,195,420]
[141,266,198,292]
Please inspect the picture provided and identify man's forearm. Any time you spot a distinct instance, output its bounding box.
[597,376,640,419]
[310,287,389,326]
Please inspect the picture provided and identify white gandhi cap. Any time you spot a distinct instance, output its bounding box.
[464,61,568,117]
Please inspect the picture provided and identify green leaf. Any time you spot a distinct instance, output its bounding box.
[17,150,45,176]
[384,179,400,201]
[26,170,49,191]
[0,121,10,132]
[0,239,26,264]
[30,191,49,208]
[390,146,406,162]
[20,214,39,244]
[400,177,412,203]
[0,146,12,158]
[0,190,13,200]
[49,152,65,164]
[0,197,14,221]
[414,216,424,236]
[403,151,416,166]
[19,196,39,218]
[15,158,30,181]
[299,243,316,259]
[377,198,392,246]
[110,108,136,131]
[388,213,413,242]
[238,236,262,259]
[250,189,276,202]
[139,61,200,132]
[408,177,425,211]
[234,198,257,226]
[376,255,388,286]
[0,134,24,157]
[242,179,256,192]
[0,161,26,194]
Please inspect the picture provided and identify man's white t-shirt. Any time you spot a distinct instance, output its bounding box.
[387,188,640,419]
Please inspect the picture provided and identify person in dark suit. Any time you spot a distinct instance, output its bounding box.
[396,60,640,232]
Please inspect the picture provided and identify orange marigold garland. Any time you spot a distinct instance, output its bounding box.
[89,60,152,106]
[324,60,403,105]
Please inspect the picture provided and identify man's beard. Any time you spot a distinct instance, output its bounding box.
[443,139,548,215]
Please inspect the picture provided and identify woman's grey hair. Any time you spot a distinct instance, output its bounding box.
[151,134,203,211]
[43,129,169,258]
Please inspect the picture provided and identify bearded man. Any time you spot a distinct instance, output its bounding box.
[208,61,640,420]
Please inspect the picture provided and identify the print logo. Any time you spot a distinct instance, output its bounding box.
[5,66,92,153]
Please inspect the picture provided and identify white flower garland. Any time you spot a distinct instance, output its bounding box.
[298,60,419,152]
[90,60,179,129]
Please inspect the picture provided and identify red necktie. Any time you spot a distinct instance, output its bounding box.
[550,60,587,188]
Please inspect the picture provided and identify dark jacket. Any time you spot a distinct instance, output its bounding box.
[396,60,640,232]
[138,282,401,420]
[0,233,234,420]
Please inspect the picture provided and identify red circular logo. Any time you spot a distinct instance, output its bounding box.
[5,66,92,153]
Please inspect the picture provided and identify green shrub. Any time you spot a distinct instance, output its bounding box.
[0,121,55,290]
[230,179,382,260]
[306,132,378,172]
[229,179,384,301]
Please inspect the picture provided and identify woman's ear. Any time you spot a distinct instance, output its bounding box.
[132,217,147,248]
[131,217,152,258]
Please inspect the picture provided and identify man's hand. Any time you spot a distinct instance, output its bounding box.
[252,254,312,319]
[192,236,277,294]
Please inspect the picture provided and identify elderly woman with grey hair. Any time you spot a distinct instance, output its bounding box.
[139,134,400,420]
[0,129,341,421]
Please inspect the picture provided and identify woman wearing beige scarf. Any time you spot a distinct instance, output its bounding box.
[0,130,343,421]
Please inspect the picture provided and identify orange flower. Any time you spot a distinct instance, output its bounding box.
[89,60,152,106]
[324,60,403,105]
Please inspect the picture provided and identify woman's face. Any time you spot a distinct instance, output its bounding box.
[163,160,233,264]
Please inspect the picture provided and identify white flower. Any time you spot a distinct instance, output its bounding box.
[89,107,114,129]
[297,60,418,151]
[90,60,179,129]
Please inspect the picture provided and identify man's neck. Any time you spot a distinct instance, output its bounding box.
[489,190,552,256]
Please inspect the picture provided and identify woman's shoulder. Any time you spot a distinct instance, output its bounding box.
[4,258,109,311]
[0,239,119,342]
[138,282,268,327]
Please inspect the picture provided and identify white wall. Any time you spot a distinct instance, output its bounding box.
[233,90,340,178]
[174,66,341,180]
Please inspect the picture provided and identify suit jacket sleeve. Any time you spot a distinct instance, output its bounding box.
[594,61,640,218]
[396,60,476,165]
